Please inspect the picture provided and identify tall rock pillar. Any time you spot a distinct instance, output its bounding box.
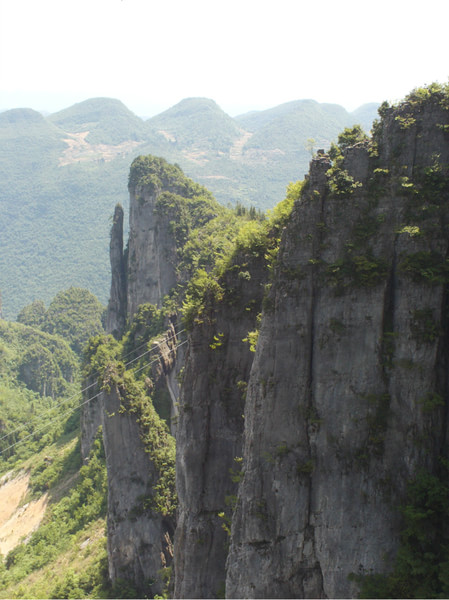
[106,204,127,338]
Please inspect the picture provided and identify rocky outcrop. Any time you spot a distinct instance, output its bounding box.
[174,252,268,598]
[82,157,201,596]
[85,202,127,459]
[126,185,178,319]
[80,376,103,461]
[85,88,449,599]
[100,329,178,598]
[83,327,179,597]
[101,380,174,598]
[226,92,449,598]
[106,204,127,339]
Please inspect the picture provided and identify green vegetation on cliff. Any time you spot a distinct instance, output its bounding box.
[353,467,449,599]
[181,178,300,330]
[84,328,177,519]
[127,154,299,335]
[3,84,449,598]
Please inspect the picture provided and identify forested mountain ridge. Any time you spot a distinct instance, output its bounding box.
[80,83,449,599]
[0,96,378,319]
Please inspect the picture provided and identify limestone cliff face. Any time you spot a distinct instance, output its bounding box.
[174,252,268,599]
[82,204,127,460]
[83,327,178,597]
[82,157,198,596]
[107,161,185,329]
[80,376,103,461]
[226,94,449,598]
[100,330,178,597]
[126,185,178,318]
[101,380,174,598]
[84,91,449,599]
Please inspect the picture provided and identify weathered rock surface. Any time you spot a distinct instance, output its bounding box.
[103,353,178,596]
[80,376,103,461]
[83,90,449,599]
[126,186,178,319]
[84,327,178,596]
[101,381,174,597]
[174,252,268,598]
[84,201,127,460]
[106,204,127,339]
[82,157,192,596]
[226,94,449,598]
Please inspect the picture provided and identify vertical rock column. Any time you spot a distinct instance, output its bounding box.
[101,381,174,598]
[174,254,267,598]
[101,329,179,598]
[106,204,127,339]
[126,185,177,318]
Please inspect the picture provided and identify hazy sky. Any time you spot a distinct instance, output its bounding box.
[0,0,448,117]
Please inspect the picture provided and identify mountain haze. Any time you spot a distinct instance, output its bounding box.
[147,97,244,150]
[0,96,379,318]
[48,97,153,145]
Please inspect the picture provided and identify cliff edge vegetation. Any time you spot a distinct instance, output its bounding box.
[2,83,449,599]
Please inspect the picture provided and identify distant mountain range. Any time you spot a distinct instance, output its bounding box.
[0,96,379,318]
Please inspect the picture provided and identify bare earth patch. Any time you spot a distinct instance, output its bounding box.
[59,131,143,166]
[0,471,48,556]
[229,130,253,160]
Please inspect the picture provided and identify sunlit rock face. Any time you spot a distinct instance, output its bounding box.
[126,185,178,319]
[226,95,449,598]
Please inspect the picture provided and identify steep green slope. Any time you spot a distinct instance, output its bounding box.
[0,289,112,599]
[0,434,109,600]
[0,287,105,464]
[0,321,78,466]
